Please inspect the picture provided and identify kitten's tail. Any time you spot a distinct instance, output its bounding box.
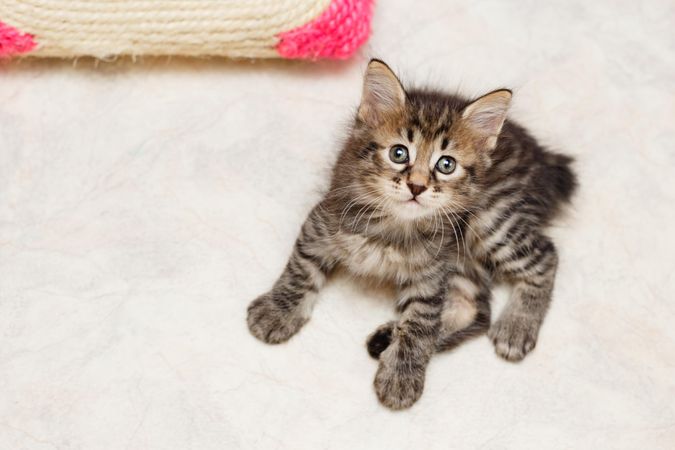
[542,152,578,205]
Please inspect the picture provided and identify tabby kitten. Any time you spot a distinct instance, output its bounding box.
[246,60,576,410]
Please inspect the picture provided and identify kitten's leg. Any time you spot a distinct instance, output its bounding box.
[373,290,443,410]
[247,208,334,344]
[488,234,558,361]
[435,273,492,352]
[366,274,491,358]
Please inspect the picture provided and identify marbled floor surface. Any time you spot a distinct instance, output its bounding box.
[1,1,674,449]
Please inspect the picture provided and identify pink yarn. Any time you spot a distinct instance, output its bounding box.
[0,21,36,57]
[277,0,374,60]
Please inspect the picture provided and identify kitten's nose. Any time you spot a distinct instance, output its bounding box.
[407,182,427,197]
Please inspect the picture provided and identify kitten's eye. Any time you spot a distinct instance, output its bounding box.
[436,156,457,174]
[389,145,409,164]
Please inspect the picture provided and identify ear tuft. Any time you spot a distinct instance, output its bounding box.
[358,60,406,126]
[461,89,512,149]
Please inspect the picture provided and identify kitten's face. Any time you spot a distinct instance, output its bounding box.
[362,118,478,222]
[342,60,511,224]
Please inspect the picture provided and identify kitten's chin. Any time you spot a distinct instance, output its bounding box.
[391,199,435,221]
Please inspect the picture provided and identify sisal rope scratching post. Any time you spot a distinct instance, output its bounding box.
[0,0,374,60]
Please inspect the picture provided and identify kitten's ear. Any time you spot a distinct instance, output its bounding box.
[358,59,406,126]
[461,89,512,149]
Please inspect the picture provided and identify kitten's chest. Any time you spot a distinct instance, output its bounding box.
[332,233,431,282]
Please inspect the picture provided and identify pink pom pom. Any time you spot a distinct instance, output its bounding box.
[0,21,36,57]
[277,0,374,60]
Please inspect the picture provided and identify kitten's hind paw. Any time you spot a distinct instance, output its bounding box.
[366,321,396,359]
[488,316,539,362]
[247,293,308,344]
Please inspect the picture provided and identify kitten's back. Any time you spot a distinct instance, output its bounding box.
[495,121,577,223]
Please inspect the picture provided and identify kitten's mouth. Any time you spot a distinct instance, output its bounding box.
[403,198,424,208]
[391,196,435,221]
[406,197,423,205]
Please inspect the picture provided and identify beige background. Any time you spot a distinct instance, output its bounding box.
[1,0,674,449]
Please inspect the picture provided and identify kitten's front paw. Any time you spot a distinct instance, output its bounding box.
[246,293,308,344]
[366,321,395,359]
[374,347,426,410]
[488,316,539,362]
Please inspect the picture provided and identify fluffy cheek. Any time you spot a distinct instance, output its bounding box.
[379,176,410,203]
[427,186,472,215]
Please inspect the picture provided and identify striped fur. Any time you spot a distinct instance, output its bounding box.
[247,60,577,409]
